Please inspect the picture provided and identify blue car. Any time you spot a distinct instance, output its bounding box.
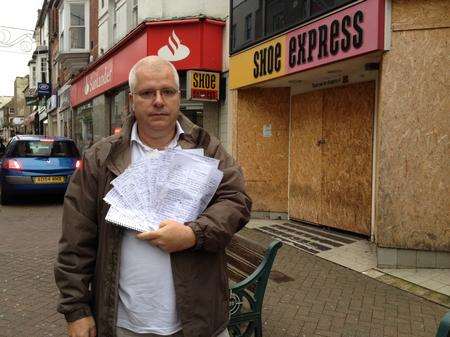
[0,135,81,204]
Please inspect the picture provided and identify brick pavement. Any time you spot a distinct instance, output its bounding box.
[241,229,448,337]
[0,200,448,337]
[0,199,66,337]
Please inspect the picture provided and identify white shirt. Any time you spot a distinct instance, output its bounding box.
[117,121,184,335]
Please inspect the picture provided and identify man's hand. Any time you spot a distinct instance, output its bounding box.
[136,220,196,253]
[67,316,96,337]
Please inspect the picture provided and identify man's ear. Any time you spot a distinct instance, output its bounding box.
[129,93,135,114]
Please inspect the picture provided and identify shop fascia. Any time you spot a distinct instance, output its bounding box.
[230,0,387,89]
[58,84,71,112]
[70,18,225,108]
[83,61,113,96]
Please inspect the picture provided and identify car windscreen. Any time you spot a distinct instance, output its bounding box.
[11,140,80,158]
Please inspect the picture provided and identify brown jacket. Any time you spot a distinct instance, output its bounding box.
[54,113,252,337]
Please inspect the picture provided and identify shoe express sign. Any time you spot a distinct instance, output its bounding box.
[230,0,386,89]
[186,70,220,101]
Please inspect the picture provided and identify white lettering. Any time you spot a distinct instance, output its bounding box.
[84,64,113,96]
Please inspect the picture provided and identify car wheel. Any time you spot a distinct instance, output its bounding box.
[0,186,9,205]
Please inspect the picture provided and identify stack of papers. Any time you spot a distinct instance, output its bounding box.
[104,148,223,232]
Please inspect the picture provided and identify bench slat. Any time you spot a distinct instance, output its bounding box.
[227,251,258,277]
[227,241,264,267]
[228,235,266,257]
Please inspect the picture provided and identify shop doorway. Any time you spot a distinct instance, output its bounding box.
[289,81,375,235]
[180,102,204,128]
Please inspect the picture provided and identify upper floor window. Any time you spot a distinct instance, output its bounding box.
[59,0,89,52]
[231,0,356,54]
[132,0,138,27]
[31,66,36,88]
[40,58,48,83]
[70,4,86,49]
[231,24,237,50]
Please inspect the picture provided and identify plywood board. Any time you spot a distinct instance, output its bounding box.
[392,0,450,31]
[377,28,450,251]
[321,82,375,235]
[236,87,290,212]
[289,91,323,223]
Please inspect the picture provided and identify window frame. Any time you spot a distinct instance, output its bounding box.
[40,57,48,83]
[132,0,138,28]
[58,0,90,53]
[244,13,252,41]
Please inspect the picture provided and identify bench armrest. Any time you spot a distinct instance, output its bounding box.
[436,311,450,337]
[230,240,282,291]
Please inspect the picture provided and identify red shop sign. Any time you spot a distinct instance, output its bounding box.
[71,19,224,107]
[146,19,224,71]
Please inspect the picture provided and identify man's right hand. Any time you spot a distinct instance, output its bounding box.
[67,316,96,337]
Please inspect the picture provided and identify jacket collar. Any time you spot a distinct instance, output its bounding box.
[106,112,199,176]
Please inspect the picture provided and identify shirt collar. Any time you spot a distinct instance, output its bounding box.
[130,121,185,150]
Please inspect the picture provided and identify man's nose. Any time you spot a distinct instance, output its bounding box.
[152,90,164,106]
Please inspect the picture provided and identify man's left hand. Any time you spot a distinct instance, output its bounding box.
[136,220,196,253]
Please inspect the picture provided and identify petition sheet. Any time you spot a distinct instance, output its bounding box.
[104,148,223,232]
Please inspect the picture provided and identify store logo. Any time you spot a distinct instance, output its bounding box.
[158,30,190,61]
[83,61,113,96]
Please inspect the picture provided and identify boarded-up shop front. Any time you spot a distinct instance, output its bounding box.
[230,0,385,236]
[290,81,375,235]
[230,0,450,266]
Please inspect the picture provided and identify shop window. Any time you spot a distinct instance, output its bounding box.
[182,110,203,128]
[111,89,130,135]
[74,105,93,153]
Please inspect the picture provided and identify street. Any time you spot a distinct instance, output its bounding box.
[0,197,66,337]
[0,199,448,337]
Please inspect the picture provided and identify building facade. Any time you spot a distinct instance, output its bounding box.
[0,97,13,141]
[229,0,449,267]
[67,0,230,154]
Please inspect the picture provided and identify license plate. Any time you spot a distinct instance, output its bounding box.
[33,176,65,184]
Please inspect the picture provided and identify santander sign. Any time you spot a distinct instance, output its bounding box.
[83,60,113,96]
[157,30,190,61]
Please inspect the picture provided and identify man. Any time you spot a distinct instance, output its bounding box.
[0,137,6,153]
[54,55,251,337]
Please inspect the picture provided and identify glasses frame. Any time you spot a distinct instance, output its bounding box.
[132,88,180,101]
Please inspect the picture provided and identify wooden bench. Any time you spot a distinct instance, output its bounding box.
[436,311,450,337]
[226,234,282,337]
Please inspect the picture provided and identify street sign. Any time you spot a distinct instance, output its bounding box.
[37,83,51,97]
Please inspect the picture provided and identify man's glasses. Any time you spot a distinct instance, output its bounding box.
[133,88,179,101]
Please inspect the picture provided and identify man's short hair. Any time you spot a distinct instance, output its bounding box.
[128,56,180,92]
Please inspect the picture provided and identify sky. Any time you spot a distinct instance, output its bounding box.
[0,0,44,96]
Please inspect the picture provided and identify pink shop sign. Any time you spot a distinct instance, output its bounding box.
[286,0,385,74]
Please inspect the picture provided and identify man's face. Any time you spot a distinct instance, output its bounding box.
[129,65,180,135]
